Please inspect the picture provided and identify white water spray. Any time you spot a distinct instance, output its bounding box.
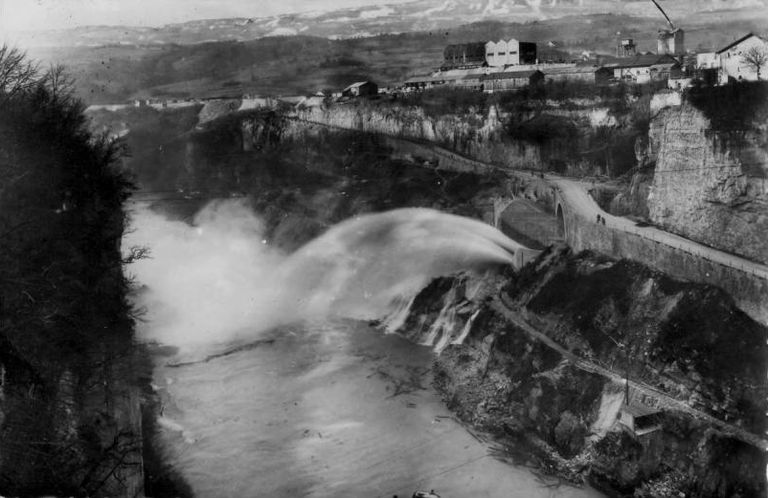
[125,201,525,350]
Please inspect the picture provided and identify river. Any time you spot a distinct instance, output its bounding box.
[127,200,604,498]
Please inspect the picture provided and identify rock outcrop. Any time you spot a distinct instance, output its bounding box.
[293,99,639,177]
[395,246,767,497]
[647,102,768,265]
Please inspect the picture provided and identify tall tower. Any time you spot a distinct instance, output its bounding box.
[657,28,685,55]
[618,38,637,58]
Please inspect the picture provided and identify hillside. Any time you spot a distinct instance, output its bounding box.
[26,12,768,104]
[0,50,138,495]
[13,0,768,48]
[400,247,767,497]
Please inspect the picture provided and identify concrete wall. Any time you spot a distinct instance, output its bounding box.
[500,199,563,248]
[562,204,768,325]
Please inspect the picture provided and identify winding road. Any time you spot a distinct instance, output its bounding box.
[547,175,768,280]
[290,114,768,281]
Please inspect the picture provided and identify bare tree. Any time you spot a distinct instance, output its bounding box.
[0,45,39,98]
[741,45,768,80]
[44,64,76,105]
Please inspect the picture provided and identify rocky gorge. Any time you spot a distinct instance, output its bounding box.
[78,82,768,496]
[387,247,766,497]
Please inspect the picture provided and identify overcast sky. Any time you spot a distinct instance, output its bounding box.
[0,0,415,32]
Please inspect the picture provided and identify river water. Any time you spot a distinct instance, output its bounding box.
[128,201,604,498]
[153,321,602,498]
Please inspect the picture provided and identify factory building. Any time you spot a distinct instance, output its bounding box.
[485,39,538,67]
[481,70,544,92]
[443,43,487,68]
[541,66,601,84]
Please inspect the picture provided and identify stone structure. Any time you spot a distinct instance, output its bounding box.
[658,28,685,56]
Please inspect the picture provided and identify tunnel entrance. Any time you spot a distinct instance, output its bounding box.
[556,204,565,240]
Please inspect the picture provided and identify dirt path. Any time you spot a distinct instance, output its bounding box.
[491,298,768,451]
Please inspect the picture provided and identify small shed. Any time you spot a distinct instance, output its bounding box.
[618,401,662,436]
[481,70,544,92]
[342,81,378,97]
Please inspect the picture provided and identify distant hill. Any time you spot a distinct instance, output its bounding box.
[20,9,768,104]
[14,0,767,48]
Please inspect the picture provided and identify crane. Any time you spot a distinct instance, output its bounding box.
[649,0,675,30]
[649,0,684,56]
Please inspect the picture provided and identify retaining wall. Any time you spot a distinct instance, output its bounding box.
[563,205,768,324]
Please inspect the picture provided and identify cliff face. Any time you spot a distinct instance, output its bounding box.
[394,247,767,498]
[293,100,639,177]
[647,102,768,264]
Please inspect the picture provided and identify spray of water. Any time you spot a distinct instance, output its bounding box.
[125,200,524,350]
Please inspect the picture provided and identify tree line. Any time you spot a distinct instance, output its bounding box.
[0,46,141,496]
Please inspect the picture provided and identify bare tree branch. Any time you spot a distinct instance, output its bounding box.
[741,46,768,80]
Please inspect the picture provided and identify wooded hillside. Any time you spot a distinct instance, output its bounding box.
[0,46,140,496]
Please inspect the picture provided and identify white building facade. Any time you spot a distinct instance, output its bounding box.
[715,33,768,83]
[485,39,537,67]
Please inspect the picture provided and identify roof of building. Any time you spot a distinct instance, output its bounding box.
[404,75,446,84]
[716,32,765,54]
[621,402,661,418]
[481,70,542,81]
[541,65,598,75]
[434,67,494,79]
[608,53,679,69]
[343,81,375,91]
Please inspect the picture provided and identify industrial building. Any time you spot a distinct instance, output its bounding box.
[481,70,544,92]
[443,42,487,68]
[443,40,538,69]
[485,39,538,67]
[607,54,680,84]
[541,66,601,84]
